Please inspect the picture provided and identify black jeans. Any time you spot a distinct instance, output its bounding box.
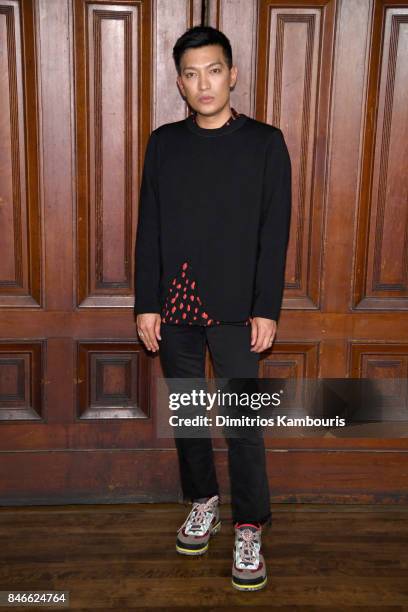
[159,323,271,526]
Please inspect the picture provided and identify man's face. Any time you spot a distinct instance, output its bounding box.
[176,44,237,116]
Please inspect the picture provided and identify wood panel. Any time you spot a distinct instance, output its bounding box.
[0,341,44,421]
[257,1,336,315]
[355,2,408,310]
[0,0,41,308]
[1,448,408,504]
[76,340,151,420]
[74,0,152,308]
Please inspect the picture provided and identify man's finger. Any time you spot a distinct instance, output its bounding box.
[260,337,272,352]
[146,327,159,352]
[136,314,161,352]
[251,323,265,351]
[261,330,276,352]
[254,328,273,353]
[251,320,258,347]
[252,328,267,352]
[155,318,162,342]
[139,329,151,351]
[140,326,158,352]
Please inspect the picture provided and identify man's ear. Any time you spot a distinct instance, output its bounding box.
[176,75,185,98]
[230,65,238,89]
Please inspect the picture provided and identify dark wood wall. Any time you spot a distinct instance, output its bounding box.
[0,0,407,504]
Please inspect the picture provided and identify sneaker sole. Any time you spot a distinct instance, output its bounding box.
[231,576,267,591]
[176,520,221,556]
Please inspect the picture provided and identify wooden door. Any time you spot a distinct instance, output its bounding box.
[0,0,407,505]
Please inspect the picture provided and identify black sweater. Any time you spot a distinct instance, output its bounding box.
[134,112,292,323]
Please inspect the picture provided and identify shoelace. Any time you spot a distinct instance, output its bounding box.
[237,528,260,565]
[179,495,219,534]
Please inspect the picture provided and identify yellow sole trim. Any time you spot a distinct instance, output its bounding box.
[231,576,267,590]
[176,543,209,555]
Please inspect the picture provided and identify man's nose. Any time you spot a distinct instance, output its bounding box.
[198,75,210,90]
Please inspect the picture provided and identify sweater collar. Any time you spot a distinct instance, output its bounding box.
[186,106,248,137]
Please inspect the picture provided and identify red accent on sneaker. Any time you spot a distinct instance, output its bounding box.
[235,522,261,529]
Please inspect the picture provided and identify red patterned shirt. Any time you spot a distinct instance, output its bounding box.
[161,261,250,326]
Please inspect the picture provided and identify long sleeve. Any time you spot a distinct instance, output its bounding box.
[251,128,292,322]
[133,130,161,315]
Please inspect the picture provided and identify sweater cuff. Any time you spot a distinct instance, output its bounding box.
[134,298,161,316]
[251,305,279,323]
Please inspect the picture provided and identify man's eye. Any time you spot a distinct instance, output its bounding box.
[185,73,195,78]
[211,68,221,73]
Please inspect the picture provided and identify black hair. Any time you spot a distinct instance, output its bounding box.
[172,26,233,75]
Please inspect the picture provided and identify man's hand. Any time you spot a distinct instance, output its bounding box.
[136,313,161,352]
[250,317,277,352]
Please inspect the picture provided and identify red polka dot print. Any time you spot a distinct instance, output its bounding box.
[160,260,250,327]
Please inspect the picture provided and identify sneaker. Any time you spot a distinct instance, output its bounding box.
[231,523,267,591]
[176,495,221,556]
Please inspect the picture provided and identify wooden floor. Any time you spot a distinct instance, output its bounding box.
[1,502,408,610]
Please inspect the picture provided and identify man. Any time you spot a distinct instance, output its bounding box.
[134,25,292,591]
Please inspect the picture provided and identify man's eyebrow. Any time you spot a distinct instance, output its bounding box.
[182,61,223,71]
